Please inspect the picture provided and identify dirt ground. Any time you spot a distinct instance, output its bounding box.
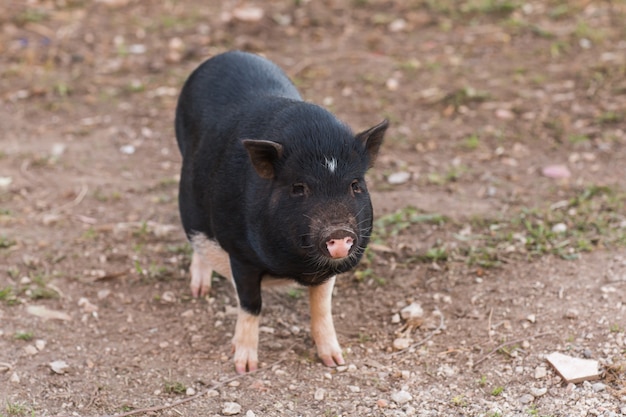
[1,1,626,416]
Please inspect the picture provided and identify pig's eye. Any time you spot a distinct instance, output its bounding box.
[291,183,307,197]
[351,180,362,194]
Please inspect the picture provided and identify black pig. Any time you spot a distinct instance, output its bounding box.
[175,51,388,374]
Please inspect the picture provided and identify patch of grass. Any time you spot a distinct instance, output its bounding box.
[451,394,467,407]
[15,9,48,25]
[163,381,186,395]
[568,134,590,144]
[4,401,34,416]
[374,185,625,268]
[461,133,480,150]
[491,386,504,396]
[548,4,573,19]
[0,286,13,300]
[0,235,16,249]
[597,111,623,125]
[14,331,34,341]
[287,288,304,299]
[374,207,447,240]
[423,245,449,262]
[441,86,491,109]
[461,0,519,16]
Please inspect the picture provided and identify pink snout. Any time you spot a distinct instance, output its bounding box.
[326,236,354,259]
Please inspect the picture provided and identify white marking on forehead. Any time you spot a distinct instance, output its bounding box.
[324,156,338,173]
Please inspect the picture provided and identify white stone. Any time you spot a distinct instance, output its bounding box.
[232,6,264,22]
[391,390,413,405]
[391,313,401,324]
[222,402,242,415]
[314,388,325,401]
[530,387,547,397]
[393,338,412,350]
[534,366,547,379]
[49,360,69,374]
[387,171,411,185]
[24,345,38,356]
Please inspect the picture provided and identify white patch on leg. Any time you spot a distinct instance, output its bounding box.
[324,156,338,174]
[189,233,232,297]
[309,275,345,367]
[232,308,260,374]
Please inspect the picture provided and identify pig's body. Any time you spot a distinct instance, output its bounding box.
[175,51,387,373]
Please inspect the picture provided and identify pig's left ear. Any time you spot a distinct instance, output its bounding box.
[242,139,284,179]
[356,119,389,168]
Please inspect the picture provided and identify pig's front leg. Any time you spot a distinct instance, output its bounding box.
[232,308,260,374]
[231,259,263,374]
[309,276,345,367]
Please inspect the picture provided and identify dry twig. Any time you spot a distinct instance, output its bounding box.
[472,331,554,368]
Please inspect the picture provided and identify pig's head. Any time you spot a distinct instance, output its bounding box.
[243,113,388,284]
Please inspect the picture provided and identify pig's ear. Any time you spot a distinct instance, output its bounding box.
[356,119,389,168]
[242,139,284,179]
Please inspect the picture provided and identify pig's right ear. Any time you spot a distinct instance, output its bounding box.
[242,139,284,179]
[356,119,389,168]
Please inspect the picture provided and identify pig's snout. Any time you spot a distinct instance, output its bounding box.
[322,228,357,259]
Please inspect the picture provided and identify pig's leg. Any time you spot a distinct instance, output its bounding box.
[230,259,263,374]
[190,234,231,297]
[232,309,260,374]
[309,275,345,367]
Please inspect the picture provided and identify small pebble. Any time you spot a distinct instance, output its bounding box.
[348,385,360,393]
[24,345,38,356]
[314,388,325,401]
[519,394,534,404]
[49,360,69,374]
[222,401,242,416]
[387,171,411,185]
[393,338,412,350]
[400,302,423,320]
[534,366,547,379]
[591,382,606,392]
[377,399,388,408]
[391,390,412,405]
[186,387,196,396]
[388,18,407,32]
[530,387,547,397]
[120,145,135,155]
[386,78,400,91]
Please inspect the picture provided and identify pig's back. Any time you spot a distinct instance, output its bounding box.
[175,51,301,155]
